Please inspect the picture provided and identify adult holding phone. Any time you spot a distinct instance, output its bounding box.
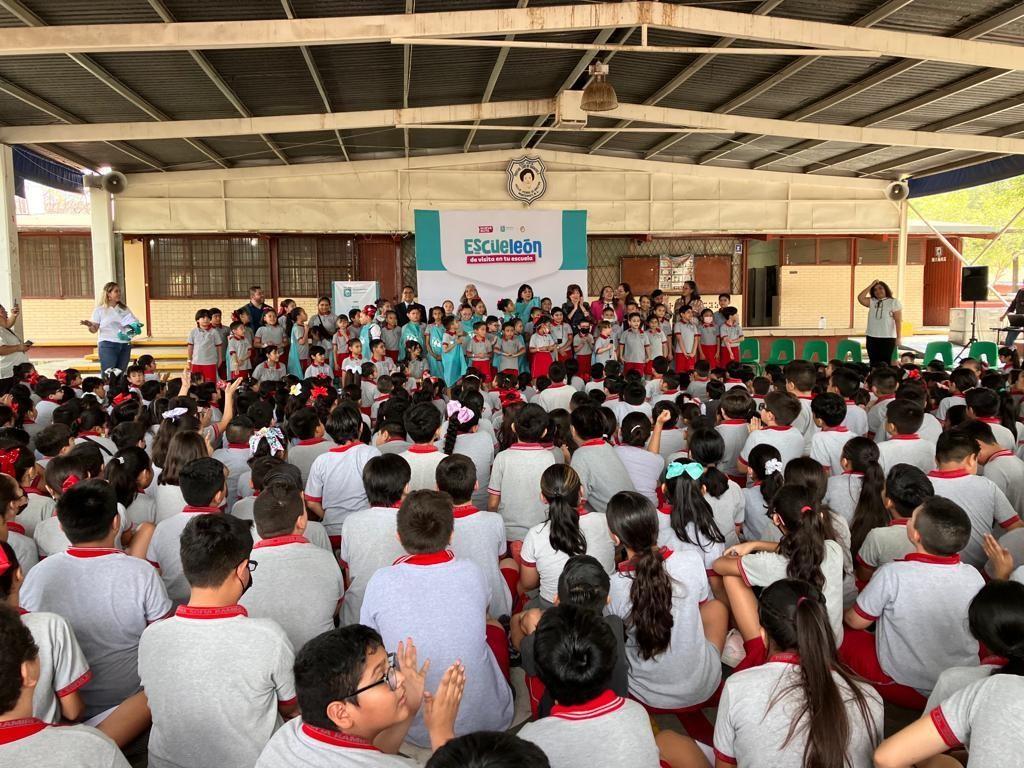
[80,281,140,374]
[999,283,1024,347]
[0,300,30,392]
[857,279,902,367]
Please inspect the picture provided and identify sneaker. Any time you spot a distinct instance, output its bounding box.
[721,628,746,668]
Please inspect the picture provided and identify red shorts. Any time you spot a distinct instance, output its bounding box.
[838,627,927,709]
[485,623,510,682]
[471,360,493,382]
[623,362,645,376]
[675,352,696,373]
[576,356,591,381]
[700,344,719,368]
[231,370,249,380]
[191,364,218,383]
[720,346,739,365]
[531,354,552,380]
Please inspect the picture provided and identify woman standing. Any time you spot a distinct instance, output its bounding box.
[562,284,589,331]
[0,302,30,393]
[674,280,703,315]
[461,283,481,306]
[589,285,620,323]
[858,280,902,367]
[81,282,140,375]
[308,295,337,338]
[514,284,540,325]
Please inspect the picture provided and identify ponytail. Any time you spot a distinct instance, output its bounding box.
[103,447,151,508]
[688,427,728,498]
[749,443,785,508]
[666,468,724,548]
[761,579,879,768]
[540,465,586,557]
[844,438,887,559]
[443,395,482,455]
[606,491,674,660]
[772,485,827,590]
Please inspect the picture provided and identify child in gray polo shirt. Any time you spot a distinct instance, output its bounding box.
[569,405,634,514]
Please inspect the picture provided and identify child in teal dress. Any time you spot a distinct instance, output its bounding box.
[427,309,446,379]
[514,284,540,325]
[398,306,425,361]
[441,316,467,385]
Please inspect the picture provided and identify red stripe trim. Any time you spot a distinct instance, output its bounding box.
[66,547,121,558]
[329,442,361,454]
[175,604,248,619]
[393,549,455,566]
[301,723,380,751]
[901,552,960,565]
[56,669,92,697]
[1000,515,1021,529]
[853,603,877,622]
[406,444,439,454]
[931,707,962,749]
[890,434,920,440]
[0,718,47,745]
[452,504,478,519]
[713,748,738,765]
[929,468,970,479]
[550,690,625,720]
[6,521,24,535]
[254,535,308,549]
[296,438,326,446]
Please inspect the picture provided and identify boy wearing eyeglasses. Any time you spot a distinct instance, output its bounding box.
[139,513,298,768]
[255,626,466,766]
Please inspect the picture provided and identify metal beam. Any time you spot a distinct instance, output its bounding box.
[464,0,528,153]
[746,2,1024,169]
[648,0,915,162]
[145,0,288,164]
[0,0,228,170]
[0,2,1017,71]
[587,0,785,153]
[403,0,414,159]
[280,0,348,160]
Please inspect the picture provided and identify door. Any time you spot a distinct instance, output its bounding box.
[357,237,400,302]
[923,237,961,327]
[620,257,660,295]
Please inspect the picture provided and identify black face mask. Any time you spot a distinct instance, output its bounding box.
[238,571,253,598]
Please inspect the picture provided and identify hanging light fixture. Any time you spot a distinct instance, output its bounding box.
[580,61,618,112]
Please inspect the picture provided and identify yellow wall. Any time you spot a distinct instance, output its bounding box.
[147,296,321,339]
[123,238,147,321]
[851,265,924,330]
[23,298,96,343]
[779,264,924,330]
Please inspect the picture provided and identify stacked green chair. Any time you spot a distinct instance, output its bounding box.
[801,340,828,363]
[835,339,862,363]
[765,339,796,367]
[739,338,761,373]
[968,341,999,368]
[922,341,954,369]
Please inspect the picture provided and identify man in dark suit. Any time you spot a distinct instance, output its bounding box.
[394,285,426,327]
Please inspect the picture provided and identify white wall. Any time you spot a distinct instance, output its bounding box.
[113,149,900,236]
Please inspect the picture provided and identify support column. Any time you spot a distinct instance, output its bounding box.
[895,198,908,304]
[89,186,116,298]
[0,146,23,339]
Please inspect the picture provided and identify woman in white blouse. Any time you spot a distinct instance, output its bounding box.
[857,280,902,367]
[80,282,140,375]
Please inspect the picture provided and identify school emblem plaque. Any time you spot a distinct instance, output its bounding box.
[506,155,547,205]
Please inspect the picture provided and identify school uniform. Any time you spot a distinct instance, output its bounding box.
[529,332,555,379]
[686,378,710,402]
[608,548,721,709]
[238,535,343,651]
[673,321,698,372]
[303,363,332,379]
[360,551,514,747]
[842,399,869,436]
[228,335,253,377]
[716,420,749,483]
[927,469,1019,567]
[20,547,171,718]
[147,505,223,604]
[926,663,1002,712]
[75,432,118,461]
[337,506,405,626]
[592,334,616,366]
[494,336,525,373]
[619,329,649,376]
[256,719,418,768]
[230,495,256,521]
[254,520,332,554]
[32,512,131,559]
[697,323,719,367]
[647,327,668,362]
[856,519,915,574]
[874,433,935,475]
[741,484,772,541]
[375,436,412,456]
[305,442,382,539]
[188,327,222,382]
[713,654,882,768]
[139,604,297,768]
[21,608,91,724]
[252,361,287,383]
[440,432,494,509]
[0,720,131,768]
[518,690,661,768]
[705,481,746,548]
[521,513,615,605]
[657,509,726,574]
[981,449,1024,519]
[450,504,514,618]
[15,491,54,538]
[935,393,967,422]
[614,445,664,506]
[212,443,253,512]
[867,394,895,440]
[372,357,397,379]
[929,673,1024,764]
[610,400,652,427]
[740,540,845,645]
[806,426,852,476]
[571,440,635,514]
[789,395,817,453]
[738,426,805,471]
[256,324,286,352]
[398,444,445,492]
[279,437,330,485]
[534,382,575,413]
[488,442,557,541]
[824,472,863,525]
[849,553,983,695]
[653,427,686,467]
[719,323,743,365]
[573,333,593,378]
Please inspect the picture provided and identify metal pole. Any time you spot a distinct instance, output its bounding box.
[896,197,908,301]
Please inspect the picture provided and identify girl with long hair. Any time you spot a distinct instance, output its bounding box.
[104,446,156,526]
[519,465,614,609]
[742,443,785,541]
[153,430,210,523]
[659,459,726,601]
[606,491,726,710]
[687,428,744,547]
[441,391,493,508]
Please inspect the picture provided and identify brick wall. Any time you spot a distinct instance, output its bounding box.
[23,298,96,343]
[148,296,321,339]
[778,264,924,330]
[851,265,924,330]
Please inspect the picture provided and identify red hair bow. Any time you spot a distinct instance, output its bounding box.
[112,392,133,406]
[0,545,9,578]
[55,370,67,384]
[316,373,329,380]
[0,448,19,477]
[26,372,39,387]
[8,402,18,416]
[907,369,921,380]
[61,475,81,493]
[311,386,328,400]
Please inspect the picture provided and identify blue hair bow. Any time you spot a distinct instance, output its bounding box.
[666,461,704,481]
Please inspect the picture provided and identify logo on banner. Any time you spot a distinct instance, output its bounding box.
[506,156,547,205]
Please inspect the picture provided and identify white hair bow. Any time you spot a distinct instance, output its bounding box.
[162,407,187,421]
[250,426,285,457]
[764,458,784,475]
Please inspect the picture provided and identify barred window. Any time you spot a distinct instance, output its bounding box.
[19,234,93,298]
[148,237,270,299]
[278,236,356,298]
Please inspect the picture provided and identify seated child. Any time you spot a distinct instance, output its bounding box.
[876,399,935,475]
[488,404,557,543]
[738,391,806,471]
[399,403,444,492]
[569,405,634,514]
[716,388,754,484]
[285,408,333,484]
[211,416,255,511]
[958,419,1024,519]
[855,463,932,582]
[809,392,852,476]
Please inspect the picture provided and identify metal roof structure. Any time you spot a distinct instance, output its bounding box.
[1,0,1023,182]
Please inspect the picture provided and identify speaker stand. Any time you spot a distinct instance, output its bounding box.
[954,300,979,363]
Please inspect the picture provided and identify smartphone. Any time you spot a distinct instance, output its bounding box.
[23,340,32,347]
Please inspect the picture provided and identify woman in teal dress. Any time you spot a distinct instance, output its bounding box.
[514,284,540,325]
[426,306,446,378]
[440,316,467,385]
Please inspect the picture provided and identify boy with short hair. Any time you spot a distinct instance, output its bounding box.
[517,604,661,767]
[436,454,514,620]
[305,403,381,544]
[495,321,525,374]
[228,320,253,379]
[370,340,396,379]
[877,399,935,475]
[255,625,464,766]
[928,430,1020,568]
[856,464,933,582]
[828,367,868,436]
[488,404,557,543]
[957,419,1024,519]
[809,392,852,476]
[842,497,985,707]
[188,309,223,384]
[147,457,228,604]
[241,484,344,651]
[338,454,411,625]
[212,415,256,511]
[20,481,171,718]
[304,345,333,380]
[399,403,444,492]
[685,360,711,401]
[534,362,575,413]
[0,604,130,767]
[592,321,616,366]
[784,360,817,451]
[738,391,806,470]
[936,366,978,423]
[866,367,899,440]
[33,423,74,471]
[253,346,287,384]
[139,514,298,768]
[716,388,754,484]
[286,408,334,483]
[360,490,514,747]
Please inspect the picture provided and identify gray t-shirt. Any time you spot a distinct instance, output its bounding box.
[488,443,557,541]
[188,327,222,366]
[398,446,446,492]
[857,521,914,570]
[932,674,1024,765]
[451,506,513,618]
[877,435,936,475]
[928,472,1018,567]
[23,609,91,724]
[337,506,406,626]
[256,718,419,768]
[1,722,131,768]
[571,442,635,514]
[286,438,335,484]
[147,508,221,605]
[926,664,999,712]
[981,451,1024,520]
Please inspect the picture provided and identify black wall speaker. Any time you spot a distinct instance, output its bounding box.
[961,265,989,302]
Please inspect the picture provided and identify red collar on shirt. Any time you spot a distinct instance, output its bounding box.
[550,689,625,721]
[888,518,910,526]
[822,426,849,433]
[890,434,919,440]
[452,504,478,519]
[901,552,961,566]
[254,535,308,549]
[929,468,970,479]
[579,439,606,447]
[226,443,249,450]
[764,425,793,431]
[0,718,47,745]
[176,604,248,619]
[874,394,896,402]
[768,652,801,665]
[617,547,672,572]
[374,394,391,402]
[657,504,671,516]
[725,378,744,384]
[78,430,102,437]
[301,724,379,751]
[6,521,24,535]
[296,438,326,447]
[393,549,455,566]
[329,442,361,453]
[842,470,864,476]
[986,450,1015,463]
[66,547,120,558]
[603,395,619,402]
[182,505,221,515]
[547,383,567,389]
[23,485,48,497]
[978,417,1002,424]
[407,444,439,454]
[720,419,746,425]
[662,389,679,395]
[796,394,814,401]
[844,399,859,405]
[511,442,546,450]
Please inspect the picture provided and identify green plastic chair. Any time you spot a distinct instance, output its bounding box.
[835,339,862,363]
[739,338,761,373]
[765,338,796,367]
[801,339,829,363]
[923,341,954,369]
[969,341,999,368]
